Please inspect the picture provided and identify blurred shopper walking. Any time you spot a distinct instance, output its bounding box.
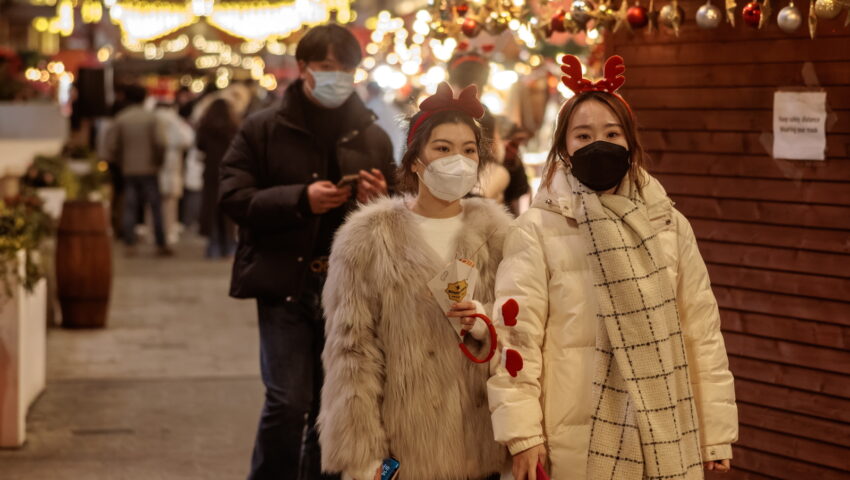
[218,24,396,480]
[155,103,195,245]
[197,98,238,259]
[105,85,173,257]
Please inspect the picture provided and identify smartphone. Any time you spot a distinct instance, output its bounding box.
[380,457,400,480]
[336,174,359,189]
[536,461,550,480]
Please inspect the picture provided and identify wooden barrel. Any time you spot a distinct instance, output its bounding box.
[56,201,112,328]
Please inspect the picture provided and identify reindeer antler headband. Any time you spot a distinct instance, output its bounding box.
[407,83,485,147]
[560,54,631,112]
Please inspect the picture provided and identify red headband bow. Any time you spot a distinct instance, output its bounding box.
[407,83,485,147]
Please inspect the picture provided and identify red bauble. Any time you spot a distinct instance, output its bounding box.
[461,17,482,37]
[742,1,761,27]
[627,5,650,28]
[551,8,568,32]
[455,2,469,16]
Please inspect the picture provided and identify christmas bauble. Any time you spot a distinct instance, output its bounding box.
[814,0,841,19]
[777,3,802,31]
[551,8,568,31]
[627,5,650,28]
[742,0,761,27]
[659,4,685,27]
[461,18,482,37]
[571,0,594,24]
[696,2,723,28]
[486,14,511,34]
[455,3,470,16]
[431,23,449,40]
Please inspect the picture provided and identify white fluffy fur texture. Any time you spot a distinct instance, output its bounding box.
[319,196,512,480]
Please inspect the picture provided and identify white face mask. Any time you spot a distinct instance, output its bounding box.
[417,154,478,202]
[307,69,355,108]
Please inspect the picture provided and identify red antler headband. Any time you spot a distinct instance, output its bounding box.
[560,54,631,112]
[407,83,485,147]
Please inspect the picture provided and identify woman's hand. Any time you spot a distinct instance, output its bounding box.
[705,459,731,473]
[447,301,478,331]
[512,444,547,480]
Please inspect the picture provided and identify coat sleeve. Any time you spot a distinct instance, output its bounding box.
[218,118,310,231]
[488,220,549,455]
[318,225,389,475]
[674,209,738,461]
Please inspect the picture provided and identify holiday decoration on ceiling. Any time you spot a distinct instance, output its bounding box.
[696,0,724,27]
[742,0,762,27]
[777,1,803,31]
[626,2,650,29]
[659,0,685,35]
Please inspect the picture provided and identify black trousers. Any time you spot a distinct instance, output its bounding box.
[248,271,339,480]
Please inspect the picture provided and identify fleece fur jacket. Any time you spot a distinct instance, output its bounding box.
[319,196,512,480]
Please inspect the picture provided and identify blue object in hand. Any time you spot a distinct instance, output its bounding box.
[381,458,400,480]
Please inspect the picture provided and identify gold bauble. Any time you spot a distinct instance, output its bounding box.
[814,0,841,18]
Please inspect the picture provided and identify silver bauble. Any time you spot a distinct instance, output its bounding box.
[696,2,723,28]
[571,0,594,24]
[777,4,802,31]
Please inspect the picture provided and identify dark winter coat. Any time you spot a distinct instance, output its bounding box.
[219,81,396,300]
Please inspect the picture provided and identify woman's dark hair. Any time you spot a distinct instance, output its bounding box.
[198,98,238,137]
[397,110,491,193]
[296,24,362,69]
[447,52,490,91]
[541,91,648,191]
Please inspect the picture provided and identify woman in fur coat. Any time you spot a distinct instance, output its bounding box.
[318,83,512,480]
[488,56,738,480]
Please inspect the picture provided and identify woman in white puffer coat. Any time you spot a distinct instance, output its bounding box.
[487,56,738,480]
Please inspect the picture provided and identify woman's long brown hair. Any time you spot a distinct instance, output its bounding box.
[541,91,648,191]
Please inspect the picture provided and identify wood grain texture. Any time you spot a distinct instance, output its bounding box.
[607,22,850,476]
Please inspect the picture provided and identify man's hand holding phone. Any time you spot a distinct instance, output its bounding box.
[307,180,352,214]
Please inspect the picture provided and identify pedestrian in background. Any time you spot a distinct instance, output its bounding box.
[105,84,173,257]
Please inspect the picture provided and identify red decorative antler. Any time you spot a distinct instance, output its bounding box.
[560,54,627,96]
[560,55,592,94]
[595,55,626,92]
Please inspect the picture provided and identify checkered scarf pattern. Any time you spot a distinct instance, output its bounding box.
[568,172,703,480]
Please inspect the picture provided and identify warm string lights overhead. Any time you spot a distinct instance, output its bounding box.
[30,0,355,42]
[108,0,354,43]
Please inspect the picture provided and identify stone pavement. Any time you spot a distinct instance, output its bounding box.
[0,235,263,479]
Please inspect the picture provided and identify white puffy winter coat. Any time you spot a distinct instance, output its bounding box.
[488,166,738,479]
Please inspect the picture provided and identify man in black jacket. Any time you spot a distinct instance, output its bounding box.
[219,24,395,480]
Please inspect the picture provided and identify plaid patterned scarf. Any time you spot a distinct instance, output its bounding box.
[569,172,703,480]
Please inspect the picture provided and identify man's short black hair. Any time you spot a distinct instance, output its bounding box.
[296,24,362,69]
[125,84,147,104]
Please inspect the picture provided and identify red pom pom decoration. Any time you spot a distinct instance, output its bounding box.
[455,2,469,16]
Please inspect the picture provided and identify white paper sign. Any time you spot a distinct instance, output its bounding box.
[427,259,479,337]
[773,91,827,161]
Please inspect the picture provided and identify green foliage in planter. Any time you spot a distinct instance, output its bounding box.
[25,148,111,201]
[0,195,55,299]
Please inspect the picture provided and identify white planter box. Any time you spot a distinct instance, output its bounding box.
[0,251,48,448]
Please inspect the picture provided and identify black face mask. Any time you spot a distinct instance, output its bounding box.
[569,141,631,191]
